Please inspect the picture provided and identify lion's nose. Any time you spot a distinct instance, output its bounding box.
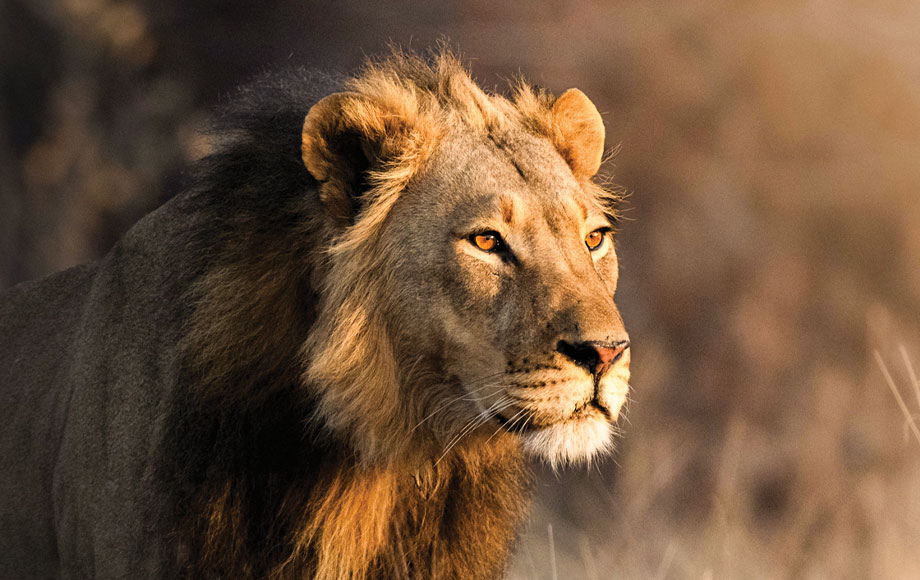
[556,339,630,377]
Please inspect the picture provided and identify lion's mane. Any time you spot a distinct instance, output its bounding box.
[160,51,598,579]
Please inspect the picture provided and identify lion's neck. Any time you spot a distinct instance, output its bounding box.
[282,433,531,579]
[180,425,530,579]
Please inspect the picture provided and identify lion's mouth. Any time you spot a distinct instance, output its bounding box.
[576,398,612,420]
[493,396,610,433]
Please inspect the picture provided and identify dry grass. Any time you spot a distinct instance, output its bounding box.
[875,346,920,450]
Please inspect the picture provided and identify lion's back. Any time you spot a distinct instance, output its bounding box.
[0,264,98,578]
[0,194,204,578]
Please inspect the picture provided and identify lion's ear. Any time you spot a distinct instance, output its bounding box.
[302,92,407,224]
[552,88,605,179]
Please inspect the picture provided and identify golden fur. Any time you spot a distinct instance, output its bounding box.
[174,49,630,579]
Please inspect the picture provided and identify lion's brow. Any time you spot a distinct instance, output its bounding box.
[575,198,588,222]
[500,195,514,224]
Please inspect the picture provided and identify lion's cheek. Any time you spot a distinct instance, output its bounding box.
[455,245,503,299]
[429,301,506,382]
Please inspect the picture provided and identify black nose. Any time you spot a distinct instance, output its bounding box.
[556,340,629,377]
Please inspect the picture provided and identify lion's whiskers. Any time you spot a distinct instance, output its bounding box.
[484,406,528,447]
[435,396,514,466]
[438,398,509,461]
[409,371,507,433]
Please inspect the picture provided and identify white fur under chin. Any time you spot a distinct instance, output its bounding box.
[521,417,614,469]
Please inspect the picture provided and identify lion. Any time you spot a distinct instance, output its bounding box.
[0,50,630,579]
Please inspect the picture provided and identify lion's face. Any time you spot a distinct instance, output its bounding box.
[385,127,630,466]
[301,70,629,467]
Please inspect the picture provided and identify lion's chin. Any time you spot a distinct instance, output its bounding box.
[521,415,614,469]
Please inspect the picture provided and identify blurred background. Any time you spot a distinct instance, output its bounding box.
[2,0,920,577]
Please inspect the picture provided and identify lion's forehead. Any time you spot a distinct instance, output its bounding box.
[418,127,601,225]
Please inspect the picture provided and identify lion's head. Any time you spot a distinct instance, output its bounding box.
[299,52,630,469]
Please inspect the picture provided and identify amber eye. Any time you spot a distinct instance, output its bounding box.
[471,231,503,252]
[585,228,607,251]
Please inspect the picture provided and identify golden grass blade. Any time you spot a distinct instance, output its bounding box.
[578,535,599,580]
[875,350,920,448]
[653,542,677,580]
[547,523,558,580]
[899,344,920,411]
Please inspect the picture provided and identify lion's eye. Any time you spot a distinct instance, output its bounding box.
[585,228,607,251]
[471,231,503,253]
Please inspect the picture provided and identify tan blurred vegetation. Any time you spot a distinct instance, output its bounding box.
[2,0,919,578]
